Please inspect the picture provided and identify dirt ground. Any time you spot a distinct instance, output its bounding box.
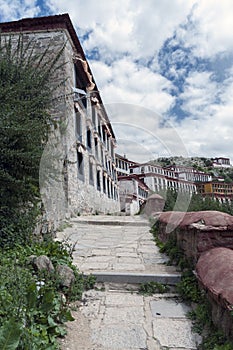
[59,307,92,350]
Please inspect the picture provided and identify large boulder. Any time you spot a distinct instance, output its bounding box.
[56,264,75,288]
[143,194,165,217]
[29,255,55,273]
[158,210,233,231]
[196,247,233,339]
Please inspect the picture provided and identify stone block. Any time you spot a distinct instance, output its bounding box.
[92,325,147,349]
[150,299,191,318]
[153,318,201,349]
[103,306,144,324]
[105,293,144,307]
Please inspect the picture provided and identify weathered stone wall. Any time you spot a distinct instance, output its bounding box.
[142,194,165,217]
[154,211,233,340]
[3,26,120,230]
[156,211,233,263]
[196,247,233,340]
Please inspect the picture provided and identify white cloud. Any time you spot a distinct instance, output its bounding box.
[172,71,233,159]
[178,0,233,59]
[90,58,175,114]
[0,0,40,21]
[0,0,233,162]
[47,0,195,61]
[179,71,218,117]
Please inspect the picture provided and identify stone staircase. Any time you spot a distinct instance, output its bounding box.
[56,215,202,350]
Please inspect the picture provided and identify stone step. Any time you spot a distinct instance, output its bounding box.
[65,288,202,350]
[85,271,181,285]
[71,219,149,226]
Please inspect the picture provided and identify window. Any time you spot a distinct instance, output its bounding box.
[97,170,101,191]
[74,65,87,109]
[103,175,106,193]
[75,112,82,141]
[94,137,98,159]
[77,151,84,180]
[79,92,87,109]
[97,115,102,138]
[107,179,111,198]
[107,135,110,151]
[102,125,106,143]
[89,160,94,185]
[92,105,96,126]
[87,127,92,150]
[102,149,105,167]
[110,141,114,158]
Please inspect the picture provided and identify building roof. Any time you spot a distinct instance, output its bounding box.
[129,162,162,169]
[0,13,85,57]
[0,13,115,138]
[118,174,149,191]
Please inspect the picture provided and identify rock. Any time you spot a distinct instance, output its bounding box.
[196,247,233,339]
[156,211,233,262]
[158,210,233,231]
[30,255,55,273]
[196,247,233,308]
[143,194,165,217]
[56,264,75,288]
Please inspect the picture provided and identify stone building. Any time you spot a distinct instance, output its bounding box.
[196,181,233,202]
[118,174,149,215]
[0,14,120,226]
[116,154,148,215]
[212,157,231,168]
[129,163,197,194]
[115,153,136,176]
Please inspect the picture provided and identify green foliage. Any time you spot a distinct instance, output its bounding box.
[0,34,64,248]
[139,281,170,295]
[156,187,233,215]
[0,239,95,349]
[213,343,233,350]
[199,327,233,350]
[188,302,212,334]
[176,271,202,303]
[150,221,190,269]
[0,319,22,350]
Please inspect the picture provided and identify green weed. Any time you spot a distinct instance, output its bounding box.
[139,281,170,295]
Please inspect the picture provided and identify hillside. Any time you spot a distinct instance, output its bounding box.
[154,156,233,182]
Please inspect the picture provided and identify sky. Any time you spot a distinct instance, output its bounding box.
[0,0,233,163]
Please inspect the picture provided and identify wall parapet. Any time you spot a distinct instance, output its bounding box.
[153,210,233,341]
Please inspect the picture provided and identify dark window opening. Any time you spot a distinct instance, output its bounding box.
[74,65,87,109]
[97,170,101,191]
[87,128,92,149]
[98,124,101,138]
[89,160,94,185]
[75,112,82,141]
[77,151,84,179]
[94,137,98,159]
[107,179,111,198]
[102,125,106,143]
[103,175,106,193]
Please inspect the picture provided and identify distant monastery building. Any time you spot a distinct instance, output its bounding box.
[116,155,233,213]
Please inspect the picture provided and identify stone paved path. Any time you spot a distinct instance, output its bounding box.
[56,215,201,350]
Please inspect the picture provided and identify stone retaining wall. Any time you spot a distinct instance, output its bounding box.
[154,210,233,340]
[156,210,233,263]
[196,247,233,340]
